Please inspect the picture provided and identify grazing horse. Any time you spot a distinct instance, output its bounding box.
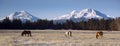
[65,31,72,37]
[21,30,32,37]
[96,31,103,39]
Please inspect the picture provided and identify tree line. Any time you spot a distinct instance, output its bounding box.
[0,17,120,31]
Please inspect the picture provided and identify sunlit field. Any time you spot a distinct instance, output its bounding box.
[0,30,120,46]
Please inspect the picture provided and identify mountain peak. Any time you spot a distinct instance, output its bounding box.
[70,10,78,14]
[77,8,110,19]
[5,11,39,22]
[82,8,106,13]
[80,8,97,14]
[9,10,29,16]
[19,10,29,14]
[83,8,93,12]
[20,10,27,12]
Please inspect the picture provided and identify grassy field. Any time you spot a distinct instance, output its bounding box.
[0,30,120,46]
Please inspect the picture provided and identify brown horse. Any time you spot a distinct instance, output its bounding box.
[21,30,32,37]
[96,31,103,39]
[65,31,72,37]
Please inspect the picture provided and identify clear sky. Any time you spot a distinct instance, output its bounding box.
[0,0,120,19]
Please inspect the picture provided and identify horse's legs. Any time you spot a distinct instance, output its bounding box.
[28,33,30,37]
[70,33,72,37]
[65,34,67,37]
[29,32,32,37]
[100,35,103,39]
[25,34,27,36]
[28,32,31,37]
[21,33,23,36]
[29,32,31,37]
[96,35,98,39]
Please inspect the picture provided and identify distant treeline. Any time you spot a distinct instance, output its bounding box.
[0,17,120,31]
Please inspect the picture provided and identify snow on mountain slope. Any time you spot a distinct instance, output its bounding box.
[53,8,111,22]
[77,8,109,19]
[56,10,78,20]
[5,11,39,22]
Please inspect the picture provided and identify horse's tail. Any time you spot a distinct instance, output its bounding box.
[30,31,32,37]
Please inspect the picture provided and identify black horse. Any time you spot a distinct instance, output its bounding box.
[21,30,32,37]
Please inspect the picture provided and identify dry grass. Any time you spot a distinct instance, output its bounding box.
[0,30,120,46]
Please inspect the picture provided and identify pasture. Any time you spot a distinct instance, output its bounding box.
[0,30,120,46]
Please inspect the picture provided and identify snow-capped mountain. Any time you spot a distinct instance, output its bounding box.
[4,11,39,22]
[53,8,111,22]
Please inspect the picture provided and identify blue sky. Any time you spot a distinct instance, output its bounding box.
[0,0,120,19]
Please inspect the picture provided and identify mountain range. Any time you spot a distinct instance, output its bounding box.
[53,8,111,22]
[1,8,111,23]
